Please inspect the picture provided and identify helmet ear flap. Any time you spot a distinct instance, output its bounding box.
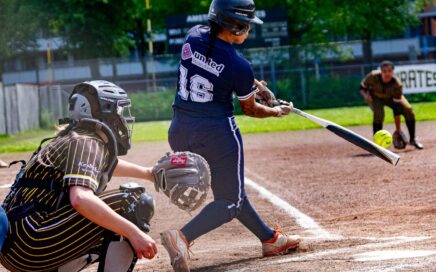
[69,94,93,120]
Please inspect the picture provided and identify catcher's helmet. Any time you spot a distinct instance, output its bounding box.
[208,0,263,36]
[69,80,135,156]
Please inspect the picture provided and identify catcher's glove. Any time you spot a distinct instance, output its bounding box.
[393,131,408,149]
[152,152,211,212]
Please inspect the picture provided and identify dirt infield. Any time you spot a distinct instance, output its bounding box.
[0,121,435,271]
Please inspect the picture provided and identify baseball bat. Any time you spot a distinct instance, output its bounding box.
[291,108,400,166]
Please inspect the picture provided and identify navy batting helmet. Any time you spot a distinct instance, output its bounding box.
[208,0,263,36]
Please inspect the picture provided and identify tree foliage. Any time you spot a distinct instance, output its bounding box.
[0,0,431,66]
[0,0,41,75]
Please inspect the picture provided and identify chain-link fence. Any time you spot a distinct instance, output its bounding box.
[1,45,435,124]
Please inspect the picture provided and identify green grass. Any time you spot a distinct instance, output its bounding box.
[0,129,54,153]
[1,101,436,153]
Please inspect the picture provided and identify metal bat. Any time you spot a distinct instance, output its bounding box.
[291,108,400,166]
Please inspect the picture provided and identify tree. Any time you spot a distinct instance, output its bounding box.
[329,0,430,67]
[0,0,41,81]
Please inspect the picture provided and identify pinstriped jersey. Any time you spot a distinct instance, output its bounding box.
[361,70,403,100]
[173,25,257,118]
[3,129,109,213]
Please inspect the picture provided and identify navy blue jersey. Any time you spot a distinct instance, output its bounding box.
[173,25,257,118]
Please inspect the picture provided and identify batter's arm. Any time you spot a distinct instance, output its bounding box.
[239,95,289,118]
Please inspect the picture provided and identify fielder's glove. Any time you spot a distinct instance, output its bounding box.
[393,131,408,150]
[152,152,211,212]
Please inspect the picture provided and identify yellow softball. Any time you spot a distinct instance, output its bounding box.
[374,130,393,148]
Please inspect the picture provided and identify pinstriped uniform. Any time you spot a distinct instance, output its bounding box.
[0,129,139,272]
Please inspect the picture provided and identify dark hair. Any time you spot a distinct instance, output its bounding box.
[380,60,395,70]
[207,20,222,60]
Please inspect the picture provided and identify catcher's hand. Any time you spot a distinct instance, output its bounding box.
[393,130,408,149]
[151,152,211,212]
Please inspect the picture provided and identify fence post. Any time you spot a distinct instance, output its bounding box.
[300,70,307,107]
[270,58,277,95]
[0,82,6,134]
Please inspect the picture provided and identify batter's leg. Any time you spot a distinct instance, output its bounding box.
[236,196,274,241]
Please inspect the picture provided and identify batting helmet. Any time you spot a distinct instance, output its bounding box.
[69,80,135,156]
[208,0,263,36]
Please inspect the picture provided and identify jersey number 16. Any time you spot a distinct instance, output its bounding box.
[178,65,214,103]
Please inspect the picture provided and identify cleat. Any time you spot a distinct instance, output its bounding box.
[410,139,423,150]
[262,227,300,257]
[161,230,190,272]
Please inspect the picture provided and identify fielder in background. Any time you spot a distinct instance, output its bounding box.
[160,0,300,272]
[360,61,424,150]
[0,81,158,272]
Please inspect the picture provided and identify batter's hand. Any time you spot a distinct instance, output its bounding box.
[127,230,157,260]
[255,79,276,107]
[274,100,294,117]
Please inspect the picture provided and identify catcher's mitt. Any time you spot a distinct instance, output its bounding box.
[393,131,408,149]
[152,152,211,212]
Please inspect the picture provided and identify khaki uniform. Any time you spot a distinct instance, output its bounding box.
[361,70,415,124]
[0,129,141,272]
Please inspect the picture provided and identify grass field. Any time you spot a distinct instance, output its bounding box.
[1,101,436,154]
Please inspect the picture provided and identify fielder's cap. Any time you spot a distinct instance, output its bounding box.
[380,60,395,69]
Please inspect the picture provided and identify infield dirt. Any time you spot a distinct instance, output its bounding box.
[0,121,435,272]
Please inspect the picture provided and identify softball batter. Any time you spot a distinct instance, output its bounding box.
[0,81,157,271]
[360,61,423,149]
[160,1,300,271]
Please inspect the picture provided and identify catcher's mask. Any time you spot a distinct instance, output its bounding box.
[69,81,135,156]
[208,0,263,36]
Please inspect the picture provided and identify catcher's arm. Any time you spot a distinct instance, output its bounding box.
[69,186,157,259]
[113,159,154,182]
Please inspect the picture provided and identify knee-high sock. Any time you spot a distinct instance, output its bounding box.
[237,197,275,241]
[406,119,416,141]
[373,123,383,135]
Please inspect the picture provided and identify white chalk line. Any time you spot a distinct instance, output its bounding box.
[0,183,13,189]
[226,236,431,272]
[245,177,340,240]
[243,176,435,272]
[360,257,436,272]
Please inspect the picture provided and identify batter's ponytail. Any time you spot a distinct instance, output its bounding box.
[207,20,222,60]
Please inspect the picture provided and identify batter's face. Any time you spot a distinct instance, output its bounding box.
[232,26,251,44]
[381,66,394,83]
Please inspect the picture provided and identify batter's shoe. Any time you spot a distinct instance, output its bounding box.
[410,139,424,150]
[161,230,190,272]
[262,227,300,257]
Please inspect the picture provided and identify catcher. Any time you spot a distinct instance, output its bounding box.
[360,61,423,150]
[0,80,210,272]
